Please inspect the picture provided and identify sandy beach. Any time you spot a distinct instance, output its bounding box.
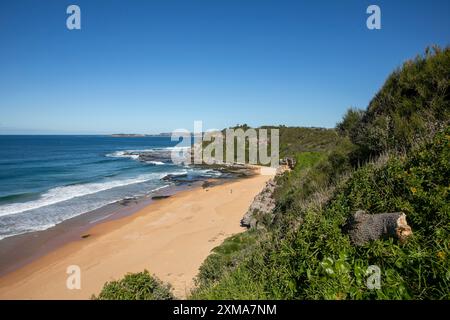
[0,167,274,299]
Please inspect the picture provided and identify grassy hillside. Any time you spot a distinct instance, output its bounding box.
[192,127,449,299]
[265,126,343,157]
[95,46,449,300]
[190,46,450,300]
[339,45,450,164]
[200,124,341,164]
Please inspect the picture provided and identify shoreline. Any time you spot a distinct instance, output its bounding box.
[0,180,205,278]
[0,167,275,299]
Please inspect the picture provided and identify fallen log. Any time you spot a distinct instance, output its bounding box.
[343,210,412,246]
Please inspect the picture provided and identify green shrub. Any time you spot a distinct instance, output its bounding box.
[348,46,450,164]
[191,127,450,300]
[189,47,449,300]
[337,108,365,137]
[93,270,174,300]
[191,231,261,297]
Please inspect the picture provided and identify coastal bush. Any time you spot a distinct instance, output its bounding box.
[346,46,450,164]
[273,140,353,218]
[192,127,450,299]
[191,230,262,297]
[93,47,449,300]
[201,125,343,165]
[191,263,268,300]
[190,47,450,300]
[273,151,326,211]
[337,108,365,137]
[93,270,174,300]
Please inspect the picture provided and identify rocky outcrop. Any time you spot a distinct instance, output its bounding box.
[193,163,258,178]
[241,178,277,229]
[241,165,293,229]
[279,157,296,169]
[161,173,188,181]
[133,150,172,163]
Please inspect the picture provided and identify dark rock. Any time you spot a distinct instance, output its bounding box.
[202,181,213,189]
[118,197,138,206]
[151,195,171,200]
[161,173,188,182]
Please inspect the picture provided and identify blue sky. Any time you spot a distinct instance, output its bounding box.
[0,0,449,134]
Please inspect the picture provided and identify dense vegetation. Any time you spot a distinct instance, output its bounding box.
[93,270,174,300]
[200,124,341,164]
[192,128,449,299]
[339,45,450,164]
[95,46,449,300]
[190,46,450,300]
[266,126,343,157]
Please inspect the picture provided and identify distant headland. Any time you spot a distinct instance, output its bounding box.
[110,133,172,137]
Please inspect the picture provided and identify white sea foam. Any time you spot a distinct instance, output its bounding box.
[163,146,191,151]
[173,170,188,175]
[106,146,190,157]
[0,222,57,241]
[146,161,165,165]
[105,151,140,159]
[0,173,165,217]
[202,169,222,177]
[160,170,188,179]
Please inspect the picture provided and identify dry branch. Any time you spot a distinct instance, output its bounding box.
[344,210,412,246]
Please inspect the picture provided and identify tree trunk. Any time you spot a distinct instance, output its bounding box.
[344,210,412,246]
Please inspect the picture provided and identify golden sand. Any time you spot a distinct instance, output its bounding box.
[0,168,275,299]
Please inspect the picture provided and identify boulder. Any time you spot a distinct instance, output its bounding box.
[241,179,277,229]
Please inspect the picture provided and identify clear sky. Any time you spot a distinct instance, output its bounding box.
[0,0,449,134]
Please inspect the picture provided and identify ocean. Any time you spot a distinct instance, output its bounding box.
[0,135,220,240]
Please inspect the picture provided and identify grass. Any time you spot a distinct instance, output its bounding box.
[94,46,450,300]
[190,230,262,298]
[190,126,450,300]
[186,47,450,300]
